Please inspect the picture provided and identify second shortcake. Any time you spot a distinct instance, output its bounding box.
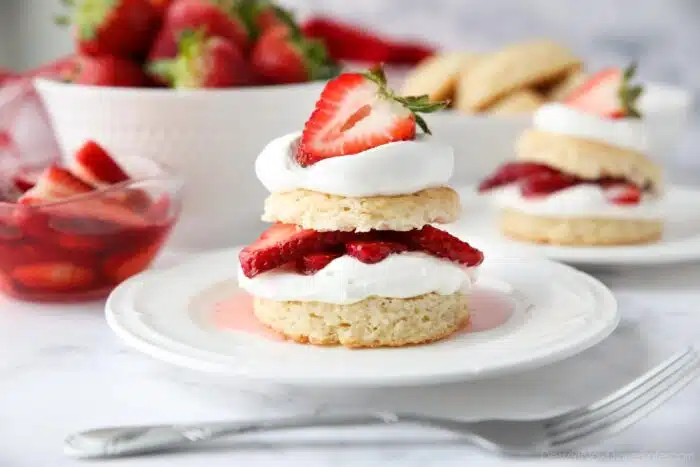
[238,66,483,348]
[478,63,664,246]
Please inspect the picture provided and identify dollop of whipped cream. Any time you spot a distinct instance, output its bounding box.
[255,132,454,197]
[533,103,649,153]
[237,252,476,305]
[491,184,663,220]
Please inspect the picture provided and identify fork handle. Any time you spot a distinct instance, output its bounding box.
[64,413,405,459]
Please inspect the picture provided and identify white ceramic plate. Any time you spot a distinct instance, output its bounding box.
[449,185,700,266]
[106,248,618,388]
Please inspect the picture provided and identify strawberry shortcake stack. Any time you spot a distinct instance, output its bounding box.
[479,64,664,246]
[237,66,484,348]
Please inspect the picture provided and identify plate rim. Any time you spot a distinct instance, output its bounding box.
[106,248,619,388]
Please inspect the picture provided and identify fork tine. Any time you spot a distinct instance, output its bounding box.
[546,347,696,431]
[548,352,700,448]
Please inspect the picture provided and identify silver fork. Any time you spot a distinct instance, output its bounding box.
[65,347,699,459]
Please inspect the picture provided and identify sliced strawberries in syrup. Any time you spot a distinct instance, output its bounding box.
[520,172,581,198]
[345,240,408,264]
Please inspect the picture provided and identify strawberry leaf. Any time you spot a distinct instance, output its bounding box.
[414,114,431,135]
[618,61,643,118]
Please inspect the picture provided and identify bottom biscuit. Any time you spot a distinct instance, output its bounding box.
[253,293,469,348]
[500,209,663,246]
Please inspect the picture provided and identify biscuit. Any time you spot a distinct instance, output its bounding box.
[516,129,662,191]
[545,69,588,101]
[483,89,544,115]
[500,208,663,246]
[261,186,460,232]
[400,52,480,103]
[253,292,469,348]
[455,40,581,111]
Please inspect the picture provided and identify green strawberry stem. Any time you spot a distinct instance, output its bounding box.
[363,64,448,134]
[149,29,206,88]
[619,61,643,118]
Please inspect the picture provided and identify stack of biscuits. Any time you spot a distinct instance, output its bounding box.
[401,39,586,115]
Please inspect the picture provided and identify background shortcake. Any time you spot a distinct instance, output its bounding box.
[478,63,664,246]
[238,66,483,348]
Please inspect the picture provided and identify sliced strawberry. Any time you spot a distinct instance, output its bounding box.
[478,162,560,192]
[403,226,484,267]
[149,30,252,88]
[64,0,160,59]
[295,251,342,275]
[11,262,96,292]
[239,223,347,278]
[46,199,148,229]
[12,170,41,193]
[565,63,643,119]
[520,172,581,198]
[103,240,163,283]
[604,183,642,205]
[71,141,130,186]
[345,240,407,264]
[18,166,95,203]
[296,65,446,167]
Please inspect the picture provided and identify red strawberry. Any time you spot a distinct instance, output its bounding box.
[11,262,96,292]
[478,162,560,192]
[403,226,484,267]
[149,30,252,88]
[151,0,249,60]
[66,0,160,59]
[71,140,130,186]
[239,223,346,278]
[520,172,580,198]
[253,4,286,33]
[295,251,342,275]
[296,65,446,167]
[12,170,41,193]
[604,183,642,205]
[565,63,643,119]
[46,199,148,228]
[68,55,150,87]
[251,24,338,85]
[150,0,173,15]
[19,166,95,203]
[345,240,407,264]
[301,17,393,64]
[103,240,163,283]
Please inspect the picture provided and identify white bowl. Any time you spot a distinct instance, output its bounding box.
[35,78,326,251]
[428,81,694,185]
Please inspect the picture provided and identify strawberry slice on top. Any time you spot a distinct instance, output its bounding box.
[295,65,447,167]
[565,62,644,119]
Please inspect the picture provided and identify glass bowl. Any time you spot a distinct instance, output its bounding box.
[0,159,183,302]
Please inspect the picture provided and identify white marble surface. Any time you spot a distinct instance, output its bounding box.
[1,250,699,467]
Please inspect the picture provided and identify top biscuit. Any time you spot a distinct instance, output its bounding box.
[455,40,581,111]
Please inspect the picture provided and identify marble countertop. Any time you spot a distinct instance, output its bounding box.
[1,251,699,467]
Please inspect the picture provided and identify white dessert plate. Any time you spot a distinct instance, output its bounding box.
[449,185,700,266]
[106,248,618,388]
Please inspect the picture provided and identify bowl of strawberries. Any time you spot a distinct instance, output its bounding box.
[0,141,182,302]
[35,0,340,250]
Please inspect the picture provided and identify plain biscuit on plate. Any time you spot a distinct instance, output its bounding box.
[262,186,460,232]
[400,51,480,102]
[500,209,663,246]
[483,89,545,115]
[545,69,589,101]
[253,293,469,348]
[455,40,581,111]
[516,129,663,191]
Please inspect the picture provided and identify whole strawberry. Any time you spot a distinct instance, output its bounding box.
[148,0,249,61]
[149,30,251,88]
[251,24,339,85]
[63,0,160,59]
[68,55,150,87]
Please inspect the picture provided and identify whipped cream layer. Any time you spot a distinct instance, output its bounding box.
[490,184,663,220]
[533,103,649,153]
[237,252,477,305]
[255,132,454,197]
